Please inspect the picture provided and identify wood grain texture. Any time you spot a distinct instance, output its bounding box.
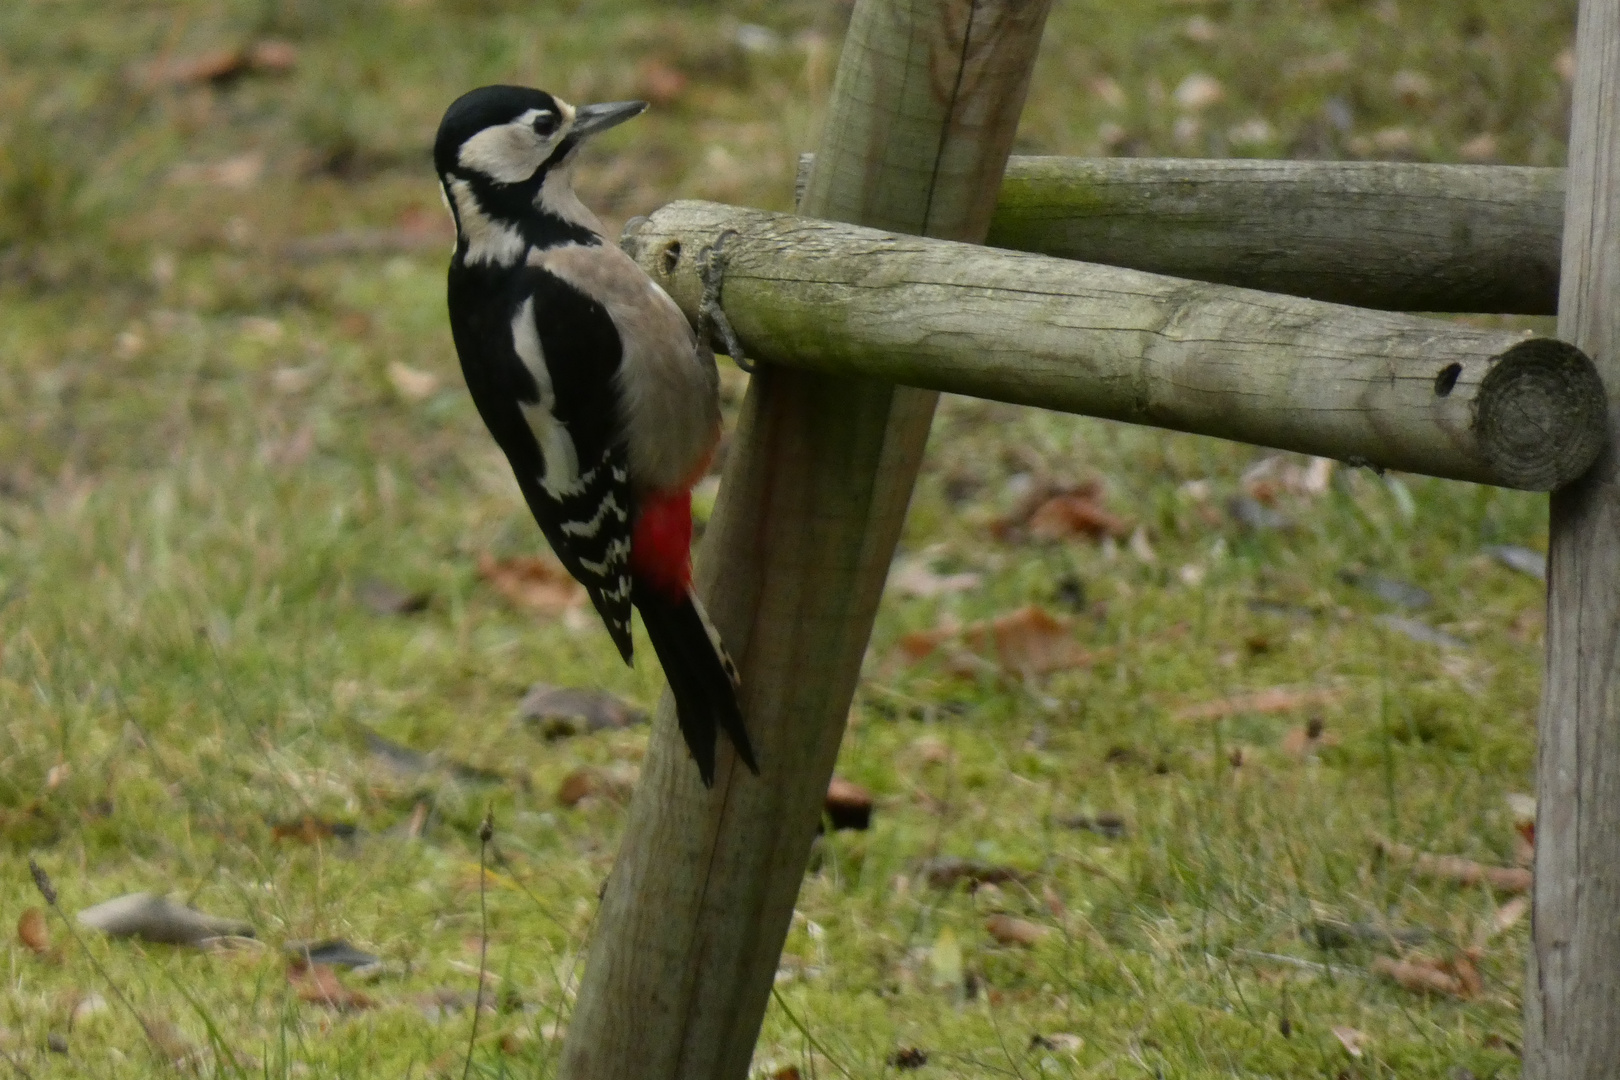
[1528,0,1620,1075]
[557,2,1052,1077]
[629,200,1604,491]
[797,155,1566,314]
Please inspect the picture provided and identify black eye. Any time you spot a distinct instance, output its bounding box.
[532,112,559,137]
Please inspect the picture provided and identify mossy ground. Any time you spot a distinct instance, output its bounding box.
[0,0,1576,1076]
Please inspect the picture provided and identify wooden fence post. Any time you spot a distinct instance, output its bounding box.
[1527,0,1620,1075]
[558,1,1052,1076]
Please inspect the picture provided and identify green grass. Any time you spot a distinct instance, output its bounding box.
[0,0,1577,1075]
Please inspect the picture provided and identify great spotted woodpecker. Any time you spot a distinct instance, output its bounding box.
[434,85,756,786]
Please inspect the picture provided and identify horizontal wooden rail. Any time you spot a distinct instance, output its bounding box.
[797,155,1565,314]
[625,201,1605,491]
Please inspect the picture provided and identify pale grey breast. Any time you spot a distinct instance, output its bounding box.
[532,242,722,494]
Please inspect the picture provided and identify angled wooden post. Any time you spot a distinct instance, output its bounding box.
[559,1,1053,1076]
[1527,0,1620,1075]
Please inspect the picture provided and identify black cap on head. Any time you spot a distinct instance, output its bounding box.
[434,84,562,177]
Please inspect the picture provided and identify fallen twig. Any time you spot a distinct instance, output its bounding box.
[1231,949,1364,977]
[462,808,495,1080]
[1378,839,1532,893]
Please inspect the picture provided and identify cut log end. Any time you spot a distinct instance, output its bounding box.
[1474,338,1607,490]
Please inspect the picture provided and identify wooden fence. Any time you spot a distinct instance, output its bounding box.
[560,1,1620,1077]
[801,154,1568,314]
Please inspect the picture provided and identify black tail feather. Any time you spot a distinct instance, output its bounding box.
[632,579,757,787]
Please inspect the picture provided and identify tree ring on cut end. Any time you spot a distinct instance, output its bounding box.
[1474,338,1606,490]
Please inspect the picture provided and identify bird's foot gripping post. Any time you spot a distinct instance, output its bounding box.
[697,229,753,373]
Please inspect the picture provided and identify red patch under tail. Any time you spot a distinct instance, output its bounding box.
[629,490,693,600]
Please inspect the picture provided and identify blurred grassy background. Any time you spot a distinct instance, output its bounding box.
[0,0,1578,1076]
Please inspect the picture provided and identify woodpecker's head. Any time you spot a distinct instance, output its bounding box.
[435,85,647,259]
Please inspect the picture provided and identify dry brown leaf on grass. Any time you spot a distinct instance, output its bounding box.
[984,914,1051,947]
[17,907,51,957]
[130,40,298,88]
[1379,840,1533,893]
[990,475,1132,545]
[1173,684,1348,722]
[1514,821,1536,866]
[1371,950,1482,999]
[1026,493,1132,542]
[288,961,375,1011]
[964,608,1088,673]
[477,553,587,615]
[557,763,638,808]
[898,606,1097,678]
[1482,895,1531,943]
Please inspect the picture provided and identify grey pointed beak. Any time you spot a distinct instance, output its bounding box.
[571,100,648,139]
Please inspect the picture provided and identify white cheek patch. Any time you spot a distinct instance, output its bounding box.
[510,296,584,497]
[457,112,551,184]
[448,178,526,267]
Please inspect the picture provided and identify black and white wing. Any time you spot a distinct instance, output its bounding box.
[448,262,637,661]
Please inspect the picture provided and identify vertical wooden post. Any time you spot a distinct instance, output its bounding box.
[1527,1,1620,1076]
[559,1,1052,1076]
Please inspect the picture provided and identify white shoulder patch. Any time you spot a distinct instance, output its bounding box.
[510,296,584,497]
[448,178,526,267]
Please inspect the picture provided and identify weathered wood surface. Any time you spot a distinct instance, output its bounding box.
[1527,0,1620,1076]
[630,199,1604,491]
[558,2,1051,1077]
[797,154,1566,314]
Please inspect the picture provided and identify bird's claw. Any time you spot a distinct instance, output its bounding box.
[617,215,651,258]
[697,229,753,374]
